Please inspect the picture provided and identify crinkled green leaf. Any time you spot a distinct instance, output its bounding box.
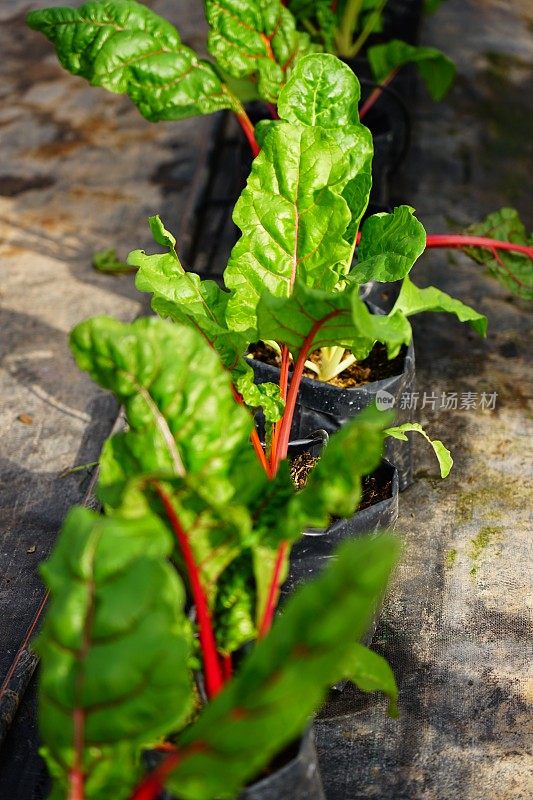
[130,216,284,422]
[368,40,455,100]
[277,53,373,246]
[385,422,453,478]
[224,123,353,330]
[164,535,400,800]
[291,404,392,525]
[278,52,360,126]
[70,316,265,608]
[393,275,487,336]
[205,0,313,104]
[42,743,140,800]
[352,290,412,359]
[70,316,254,489]
[256,279,410,359]
[215,555,257,655]
[464,207,533,300]
[355,206,427,283]
[27,1,236,121]
[37,506,193,800]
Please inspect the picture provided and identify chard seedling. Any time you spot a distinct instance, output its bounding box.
[38,312,401,799]
[284,0,455,116]
[132,56,488,409]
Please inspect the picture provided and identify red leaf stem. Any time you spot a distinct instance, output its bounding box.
[154,485,224,699]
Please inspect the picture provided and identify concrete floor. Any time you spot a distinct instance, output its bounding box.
[0,0,532,798]
[316,1,533,798]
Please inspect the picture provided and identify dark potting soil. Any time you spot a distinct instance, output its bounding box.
[249,342,407,388]
[290,454,392,511]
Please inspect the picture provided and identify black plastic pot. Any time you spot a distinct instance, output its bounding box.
[239,727,325,800]
[281,460,399,602]
[150,727,325,800]
[249,306,416,490]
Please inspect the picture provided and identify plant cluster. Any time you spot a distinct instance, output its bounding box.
[21,3,533,800]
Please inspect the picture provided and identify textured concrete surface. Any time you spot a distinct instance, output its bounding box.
[0,0,531,798]
[316,1,533,798]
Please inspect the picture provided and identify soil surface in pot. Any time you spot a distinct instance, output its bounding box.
[250,342,407,388]
[290,454,393,510]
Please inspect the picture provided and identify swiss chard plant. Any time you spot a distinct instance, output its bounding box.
[129,55,484,430]
[284,0,455,114]
[38,312,401,800]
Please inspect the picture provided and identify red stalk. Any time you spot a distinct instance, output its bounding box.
[251,427,272,476]
[260,314,338,638]
[359,68,399,119]
[354,230,533,261]
[258,540,289,638]
[235,111,260,157]
[269,345,291,472]
[222,653,233,680]
[275,313,338,471]
[154,485,223,699]
[424,234,533,257]
[231,386,271,476]
[130,743,207,800]
[129,751,183,800]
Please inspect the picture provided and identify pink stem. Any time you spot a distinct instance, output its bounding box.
[359,68,399,119]
[424,234,533,257]
[258,541,289,638]
[235,111,260,157]
[154,485,224,699]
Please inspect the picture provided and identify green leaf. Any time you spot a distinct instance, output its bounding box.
[70,316,265,608]
[215,555,257,655]
[291,404,392,526]
[277,53,360,127]
[92,248,135,275]
[393,275,487,336]
[130,216,284,422]
[256,279,373,357]
[367,40,455,101]
[385,422,453,478]
[343,643,398,716]
[277,53,373,244]
[37,506,193,800]
[164,535,400,800]
[355,206,427,283]
[70,316,254,490]
[205,0,313,104]
[224,123,353,331]
[424,0,445,13]
[352,290,412,359]
[257,279,412,360]
[27,1,236,121]
[464,207,533,300]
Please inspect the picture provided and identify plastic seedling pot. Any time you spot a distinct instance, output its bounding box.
[249,305,416,490]
[280,460,399,604]
[239,727,325,800]
[149,728,325,800]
